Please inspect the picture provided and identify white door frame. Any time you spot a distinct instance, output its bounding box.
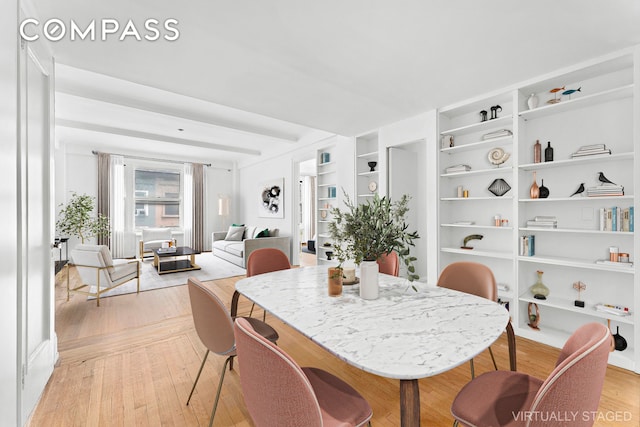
[17,38,57,424]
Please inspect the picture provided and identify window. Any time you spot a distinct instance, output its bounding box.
[134,169,181,228]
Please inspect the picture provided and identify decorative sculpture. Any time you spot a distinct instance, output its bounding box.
[461,234,483,250]
[573,281,586,307]
[490,105,502,120]
[487,148,510,166]
[528,302,540,330]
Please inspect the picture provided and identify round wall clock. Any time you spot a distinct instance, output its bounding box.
[368,181,378,192]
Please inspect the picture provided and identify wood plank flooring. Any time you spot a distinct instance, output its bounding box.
[28,264,639,426]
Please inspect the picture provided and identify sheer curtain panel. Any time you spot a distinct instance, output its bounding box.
[110,155,126,257]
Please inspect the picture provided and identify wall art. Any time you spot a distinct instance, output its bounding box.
[259,178,284,218]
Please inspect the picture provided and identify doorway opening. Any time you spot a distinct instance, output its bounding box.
[299,158,316,266]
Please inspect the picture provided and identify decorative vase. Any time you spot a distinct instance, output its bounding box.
[545,141,554,162]
[530,270,549,300]
[530,171,540,199]
[327,267,343,297]
[613,326,628,351]
[359,261,379,300]
[539,179,549,198]
[527,93,539,110]
[533,140,541,163]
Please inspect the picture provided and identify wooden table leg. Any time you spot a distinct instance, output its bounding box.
[400,379,420,427]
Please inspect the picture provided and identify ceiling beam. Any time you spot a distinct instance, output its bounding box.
[57,119,262,156]
[56,87,300,143]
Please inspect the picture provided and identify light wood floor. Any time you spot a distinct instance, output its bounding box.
[30,266,639,426]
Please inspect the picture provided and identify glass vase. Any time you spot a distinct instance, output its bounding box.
[530,270,549,299]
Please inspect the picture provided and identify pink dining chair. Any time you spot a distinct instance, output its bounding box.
[377,251,400,276]
[185,277,279,427]
[437,261,516,377]
[234,317,373,427]
[241,247,291,320]
[450,322,613,427]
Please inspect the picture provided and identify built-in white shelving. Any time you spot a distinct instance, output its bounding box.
[437,49,638,372]
[355,132,379,205]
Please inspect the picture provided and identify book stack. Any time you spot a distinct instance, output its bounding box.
[586,184,624,197]
[571,144,611,158]
[594,303,632,316]
[157,247,177,254]
[519,235,535,256]
[595,260,634,269]
[444,164,471,174]
[526,216,558,229]
[482,129,512,140]
[599,206,634,231]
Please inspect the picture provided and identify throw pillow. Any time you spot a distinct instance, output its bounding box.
[225,225,245,241]
[232,223,245,227]
[255,228,269,238]
[245,226,257,240]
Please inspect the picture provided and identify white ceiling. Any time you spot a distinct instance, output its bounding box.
[32,1,640,164]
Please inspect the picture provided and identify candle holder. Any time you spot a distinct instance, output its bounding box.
[573,281,586,308]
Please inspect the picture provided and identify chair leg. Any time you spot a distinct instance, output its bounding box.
[506,321,517,371]
[66,264,71,301]
[186,350,209,406]
[488,346,498,371]
[208,355,234,427]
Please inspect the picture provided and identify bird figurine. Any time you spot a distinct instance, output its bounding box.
[598,172,617,186]
[570,183,585,197]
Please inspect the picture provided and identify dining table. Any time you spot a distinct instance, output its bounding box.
[232,265,510,427]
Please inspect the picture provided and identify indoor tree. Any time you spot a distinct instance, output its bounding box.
[56,192,110,243]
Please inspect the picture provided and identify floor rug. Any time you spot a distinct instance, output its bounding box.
[88,253,246,299]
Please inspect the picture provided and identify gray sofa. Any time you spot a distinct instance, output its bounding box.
[211,226,291,268]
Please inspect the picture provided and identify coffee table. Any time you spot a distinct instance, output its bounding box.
[152,246,201,274]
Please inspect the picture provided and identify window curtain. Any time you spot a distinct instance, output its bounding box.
[110,155,126,257]
[192,163,205,252]
[97,153,110,246]
[303,176,316,242]
[183,163,193,248]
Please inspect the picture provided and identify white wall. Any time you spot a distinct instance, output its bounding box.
[237,133,354,265]
[379,111,439,284]
[1,1,19,424]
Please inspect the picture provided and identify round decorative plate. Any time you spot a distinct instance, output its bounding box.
[342,277,360,285]
[368,181,378,192]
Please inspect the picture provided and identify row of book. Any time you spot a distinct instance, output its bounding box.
[587,184,624,197]
[599,206,634,232]
[526,215,557,229]
[519,234,535,256]
[571,143,611,158]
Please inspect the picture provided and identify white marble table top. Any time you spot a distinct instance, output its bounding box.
[235,266,509,380]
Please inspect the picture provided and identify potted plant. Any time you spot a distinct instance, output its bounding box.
[56,192,111,244]
[329,191,419,299]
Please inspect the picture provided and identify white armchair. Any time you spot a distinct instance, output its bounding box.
[139,228,173,259]
[68,244,140,306]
